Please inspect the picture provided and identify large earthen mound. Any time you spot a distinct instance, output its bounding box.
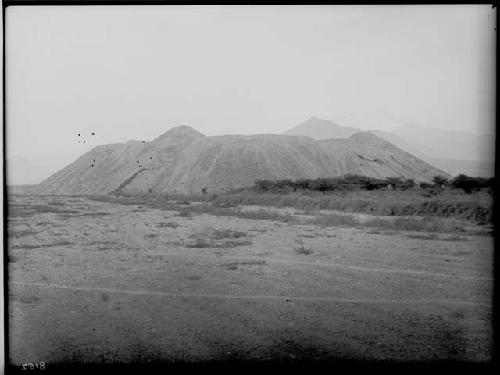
[34,126,448,195]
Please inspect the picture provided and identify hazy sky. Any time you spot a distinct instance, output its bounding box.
[6,5,496,183]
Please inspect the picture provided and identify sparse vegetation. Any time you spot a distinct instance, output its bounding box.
[295,236,313,255]
[222,260,266,270]
[35,221,53,227]
[79,212,111,217]
[176,211,192,218]
[406,233,441,240]
[89,188,491,233]
[309,213,358,227]
[48,201,67,206]
[432,175,449,187]
[252,174,494,195]
[307,213,474,234]
[211,229,247,240]
[185,236,253,248]
[255,175,423,193]
[208,186,492,223]
[8,203,80,217]
[89,195,298,223]
[9,228,38,238]
[185,228,252,248]
[12,240,74,250]
[405,233,469,241]
[155,222,179,228]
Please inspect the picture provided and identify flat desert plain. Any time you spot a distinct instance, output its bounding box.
[7,195,493,364]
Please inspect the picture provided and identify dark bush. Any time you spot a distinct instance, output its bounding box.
[432,175,449,187]
[451,174,493,194]
[420,182,433,189]
[400,178,416,190]
[254,175,423,193]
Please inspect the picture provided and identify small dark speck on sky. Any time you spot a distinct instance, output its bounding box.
[91,164,94,167]
[91,132,95,135]
[78,133,81,136]
[150,157,153,159]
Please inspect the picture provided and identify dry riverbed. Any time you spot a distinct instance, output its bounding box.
[7,195,493,365]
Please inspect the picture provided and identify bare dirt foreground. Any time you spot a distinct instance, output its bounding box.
[7,195,493,366]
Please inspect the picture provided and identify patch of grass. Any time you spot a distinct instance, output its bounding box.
[9,228,38,238]
[86,240,121,246]
[406,233,468,241]
[35,221,53,227]
[145,233,159,238]
[56,213,82,219]
[155,222,179,228]
[309,213,469,234]
[8,203,80,217]
[186,228,252,248]
[79,212,111,217]
[185,237,214,248]
[234,209,296,222]
[12,240,73,250]
[212,201,239,208]
[222,260,266,270]
[442,235,469,241]
[218,240,253,248]
[310,213,358,227]
[452,250,473,256]
[48,201,66,206]
[176,211,192,218]
[177,200,191,205]
[18,295,40,304]
[365,217,462,233]
[406,233,441,240]
[211,229,247,240]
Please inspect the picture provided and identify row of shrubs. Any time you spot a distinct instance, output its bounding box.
[253,174,494,194]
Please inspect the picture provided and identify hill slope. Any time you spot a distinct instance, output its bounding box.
[34,126,447,195]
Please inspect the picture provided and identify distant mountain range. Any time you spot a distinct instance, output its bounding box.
[284,117,495,177]
[32,126,447,195]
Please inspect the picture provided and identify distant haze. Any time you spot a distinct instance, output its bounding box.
[6,5,496,184]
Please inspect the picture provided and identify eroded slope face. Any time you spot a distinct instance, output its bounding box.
[34,126,205,195]
[34,127,448,195]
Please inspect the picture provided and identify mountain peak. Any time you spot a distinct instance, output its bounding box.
[153,125,205,146]
[164,125,204,137]
[284,117,360,139]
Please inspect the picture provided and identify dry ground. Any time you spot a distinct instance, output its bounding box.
[7,195,493,366]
